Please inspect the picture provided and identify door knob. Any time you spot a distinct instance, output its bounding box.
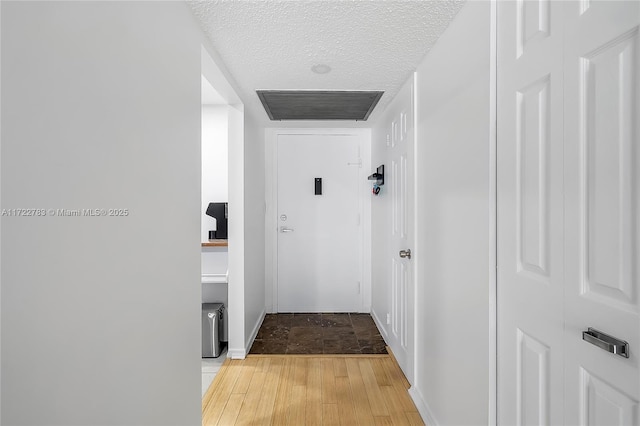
[280,227,294,233]
[399,249,411,259]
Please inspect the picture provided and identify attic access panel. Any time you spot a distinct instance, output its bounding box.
[257,90,384,121]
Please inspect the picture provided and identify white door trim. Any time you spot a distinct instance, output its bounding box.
[264,128,372,313]
[489,0,498,424]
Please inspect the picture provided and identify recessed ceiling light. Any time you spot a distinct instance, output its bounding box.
[311,64,332,74]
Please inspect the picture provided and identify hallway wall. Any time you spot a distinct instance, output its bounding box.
[1,2,238,424]
[242,112,266,353]
[371,2,493,424]
[413,2,493,425]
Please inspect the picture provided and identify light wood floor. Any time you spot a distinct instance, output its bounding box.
[202,353,425,426]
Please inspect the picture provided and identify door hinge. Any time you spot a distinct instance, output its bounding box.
[357,282,361,294]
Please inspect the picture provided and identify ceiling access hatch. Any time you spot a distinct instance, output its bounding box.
[256,90,384,121]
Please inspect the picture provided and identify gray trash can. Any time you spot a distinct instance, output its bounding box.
[202,303,224,358]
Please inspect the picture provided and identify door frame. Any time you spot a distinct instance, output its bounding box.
[489,0,498,423]
[265,128,372,313]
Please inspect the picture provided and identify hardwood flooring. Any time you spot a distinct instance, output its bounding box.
[202,353,424,426]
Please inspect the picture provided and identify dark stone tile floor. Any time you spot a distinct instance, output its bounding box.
[249,313,387,355]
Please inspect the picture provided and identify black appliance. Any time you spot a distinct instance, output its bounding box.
[205,202,228,239]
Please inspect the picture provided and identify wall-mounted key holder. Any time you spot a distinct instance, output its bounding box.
[368,165,384,196]
[367,165,384,186]
[367,164,384,186]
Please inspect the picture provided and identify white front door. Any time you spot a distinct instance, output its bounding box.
[385,75,416,382]
[276,133,363,312]
[498,1,639,424]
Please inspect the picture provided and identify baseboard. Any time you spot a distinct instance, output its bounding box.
[227,348,246,359]
[408,386,439,426]
[227,309,266,360]
[370,308,388,339]
[244,308,266,354]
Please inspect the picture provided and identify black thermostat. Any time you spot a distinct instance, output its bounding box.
[315,178,322,195]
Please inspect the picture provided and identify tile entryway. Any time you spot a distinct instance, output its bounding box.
[249,313,387,355]
[201,346,227,397]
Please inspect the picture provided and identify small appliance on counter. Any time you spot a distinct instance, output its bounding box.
[205,202,228,240]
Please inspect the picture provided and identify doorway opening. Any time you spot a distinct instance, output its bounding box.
[200,45,245,396]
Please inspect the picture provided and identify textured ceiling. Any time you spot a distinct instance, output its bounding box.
[189,0,465,126]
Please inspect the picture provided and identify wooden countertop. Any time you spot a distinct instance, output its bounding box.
[202,239,228,247]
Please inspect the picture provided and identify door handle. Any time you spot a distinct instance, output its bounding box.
[280,227,294,233]
[582,327,629,358]
[399,249,411,259]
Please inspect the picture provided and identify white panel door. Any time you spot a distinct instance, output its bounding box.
[498,1,565,424]
[276,134,362,312]
[499,2,640,424]
[386,76,415,382]
[563,1,639,424]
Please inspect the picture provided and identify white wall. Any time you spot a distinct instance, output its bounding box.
[226,104,246,358]
[1,2,213,424]
[243,113,266,351]
[201,105,228,242]
[412,2,492,425]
